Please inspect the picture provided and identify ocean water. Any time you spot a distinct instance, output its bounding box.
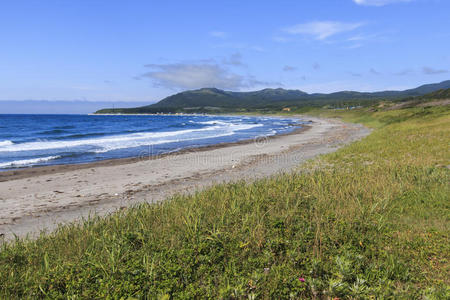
[0,114,306,170]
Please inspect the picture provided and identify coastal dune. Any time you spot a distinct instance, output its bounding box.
[0,116,370,240]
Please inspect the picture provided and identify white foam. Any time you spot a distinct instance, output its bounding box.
[92,130,236,153]
[0,121,263,154]
[93,122,262,153]
[0,140,13,146]
[196,120,229,126]
[0,155,61,168]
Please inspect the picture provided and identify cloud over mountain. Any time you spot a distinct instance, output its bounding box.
[141,63,244,90]
[139,54,279,90]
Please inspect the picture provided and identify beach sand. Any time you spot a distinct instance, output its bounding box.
[0,116,370,240]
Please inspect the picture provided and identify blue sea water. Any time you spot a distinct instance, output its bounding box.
[0,114,306,170]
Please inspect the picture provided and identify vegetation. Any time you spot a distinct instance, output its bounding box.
[95,81,450,114]
[416,88,450,100]
[393,88,450,107]
[1,103,449,298]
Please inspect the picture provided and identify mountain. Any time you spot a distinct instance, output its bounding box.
[418,88,450,99]
[379,88,450,111]
[148,88,308,109]
[403,81,450,95]
[95,80,450,114]
[150,88,240,108]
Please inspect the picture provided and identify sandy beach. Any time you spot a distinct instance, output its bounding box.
[0,116,370,240]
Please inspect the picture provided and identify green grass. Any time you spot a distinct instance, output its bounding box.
[1,106,449,299]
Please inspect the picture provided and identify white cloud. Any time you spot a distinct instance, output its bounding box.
[349,71,363,77]
[141,63,243,89]
[394,69,415,76]
[345,43,363,49]
[347,33,384,42]
[393,67,448,76]
[212,42,264,52]
[209,31,227,38]
[283,65,297,72]
[139,59,279,90]
[422,66,448,75]
[283,21,364,40]
[272,36,290,43]
[370,68,381,75]
[353,0,411,6]
[347,35,365,41]
[222,53,245,66]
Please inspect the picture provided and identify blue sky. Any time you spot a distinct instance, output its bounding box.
[0,0,449,108]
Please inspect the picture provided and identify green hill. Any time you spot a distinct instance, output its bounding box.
[381,88,450,110]
[419,88,450,99]
[95,80,450,114]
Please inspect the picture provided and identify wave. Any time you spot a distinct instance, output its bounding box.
[55,128,161,140]
[0,155,61,168]
[196,120,230,126]
[56,132,108,140]
[0,140,13,146]
[93,122,262,153]
[92,130,237,153]
[54,125,75,130]
[0,122,263,154]
[38,129,70,135]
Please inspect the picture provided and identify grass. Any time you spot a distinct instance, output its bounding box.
[1,105,449,299]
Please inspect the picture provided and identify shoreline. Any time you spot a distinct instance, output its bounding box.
[0,122,309,182]
[0,115,371,241]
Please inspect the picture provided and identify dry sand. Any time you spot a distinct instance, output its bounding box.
[0,116,370,240]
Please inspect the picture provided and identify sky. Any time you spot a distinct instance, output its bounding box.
[0,0,449,113]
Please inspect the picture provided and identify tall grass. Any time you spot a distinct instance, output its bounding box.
[1,106,449,298]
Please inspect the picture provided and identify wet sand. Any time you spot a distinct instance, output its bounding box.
[0,116,370,241]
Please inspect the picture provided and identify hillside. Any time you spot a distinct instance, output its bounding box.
[379,88,450,110]
[419,88,450,99]
[95,80,450,114]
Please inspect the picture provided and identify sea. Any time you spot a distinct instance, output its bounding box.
[0,114,306,170]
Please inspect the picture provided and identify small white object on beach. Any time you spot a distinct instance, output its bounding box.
[114,193,119,196]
